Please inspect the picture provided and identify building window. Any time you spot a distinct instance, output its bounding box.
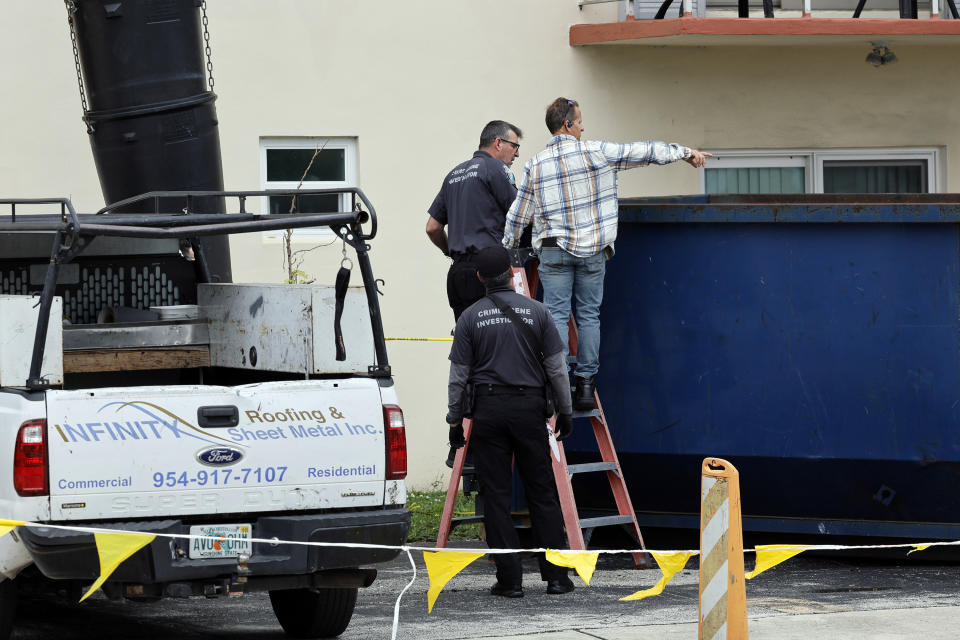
[703,149,939,195]
[260,137,357,238]
[704,155,807,194]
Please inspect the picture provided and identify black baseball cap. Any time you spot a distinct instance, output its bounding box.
[476,246,511,279]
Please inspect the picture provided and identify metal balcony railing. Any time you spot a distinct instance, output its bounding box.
[579,0,958,19]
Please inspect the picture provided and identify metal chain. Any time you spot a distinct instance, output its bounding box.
[64,1,213,125]
[201,0,215,91]
[64,0,92,131]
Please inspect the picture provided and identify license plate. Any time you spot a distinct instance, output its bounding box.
[188,524,253,559]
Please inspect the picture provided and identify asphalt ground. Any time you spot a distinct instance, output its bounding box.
[9,532,960,639]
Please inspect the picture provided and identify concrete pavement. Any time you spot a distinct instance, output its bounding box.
[10,538,960,639]
[473,606,960,639]
[336,540,960,640]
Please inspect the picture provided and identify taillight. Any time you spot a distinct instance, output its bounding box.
[383,405,407,480]
[14,419,48,497]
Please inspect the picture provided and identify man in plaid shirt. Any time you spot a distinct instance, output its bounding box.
[503,97,709,410]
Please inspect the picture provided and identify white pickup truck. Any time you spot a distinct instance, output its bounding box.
[0,191,408,639]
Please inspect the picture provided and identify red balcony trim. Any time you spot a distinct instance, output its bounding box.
[570,18,960,45]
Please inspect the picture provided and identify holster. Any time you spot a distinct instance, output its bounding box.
[461,382,475,418]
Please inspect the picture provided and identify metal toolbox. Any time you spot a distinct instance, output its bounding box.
[198,283,375,375]
[0,295,63,387]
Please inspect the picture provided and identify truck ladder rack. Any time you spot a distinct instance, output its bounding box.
[0,189,391,388]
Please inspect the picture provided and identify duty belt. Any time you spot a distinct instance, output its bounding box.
[475,384,544,396]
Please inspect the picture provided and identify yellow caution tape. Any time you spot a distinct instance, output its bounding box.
[745,544,811,579]
[545,549,599,585]
[4,518,960,640]
[424,551,485,613]
[81,533,156,602]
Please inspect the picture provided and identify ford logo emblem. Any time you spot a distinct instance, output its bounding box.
[196,447,245,467]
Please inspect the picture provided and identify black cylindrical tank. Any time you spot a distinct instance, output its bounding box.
[71,0,231,282]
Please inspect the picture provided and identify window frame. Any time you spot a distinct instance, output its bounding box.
[259,137,358,239]
[700,147,941,194]
[701,153,811,194]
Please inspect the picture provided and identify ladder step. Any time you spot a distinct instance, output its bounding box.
[453,514,534,527]
[571,408,600,419]
[567,462,618,475]
[579,514,635,529]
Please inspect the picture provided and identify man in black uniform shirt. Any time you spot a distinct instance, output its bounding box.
[446,246,576,598]
[426,120,522,320]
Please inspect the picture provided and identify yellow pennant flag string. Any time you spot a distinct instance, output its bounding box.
[745,544,810,579]
[908,544,931,555]
[545,549,599,585]
[423,551,485,613]
[0,520,24,540]
[619,552,693,602]
[80,533,156,602]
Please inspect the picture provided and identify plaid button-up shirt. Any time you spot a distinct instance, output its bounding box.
[502,135,691,258]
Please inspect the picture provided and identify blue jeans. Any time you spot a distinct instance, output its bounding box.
[537,247,606,379]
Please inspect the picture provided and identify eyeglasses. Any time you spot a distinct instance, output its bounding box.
[499,138,520,151]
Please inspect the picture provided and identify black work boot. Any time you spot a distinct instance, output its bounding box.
[573,375,596,411]
[490,582,524,598]
[546,575,575,594]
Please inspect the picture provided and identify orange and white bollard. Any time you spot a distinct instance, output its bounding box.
[698,458,748,640]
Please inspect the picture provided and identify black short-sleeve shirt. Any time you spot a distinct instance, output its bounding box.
[428,150,517,255]
[449,285,564,387]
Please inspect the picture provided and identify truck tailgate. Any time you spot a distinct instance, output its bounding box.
[46,379,387,520]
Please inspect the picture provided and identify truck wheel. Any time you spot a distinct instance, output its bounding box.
[269,587,358,638]
[0,578,16,640]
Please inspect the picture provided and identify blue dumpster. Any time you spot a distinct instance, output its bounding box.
[566,194,960,539]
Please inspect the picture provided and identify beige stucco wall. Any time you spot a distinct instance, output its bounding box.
[2,1,957,488]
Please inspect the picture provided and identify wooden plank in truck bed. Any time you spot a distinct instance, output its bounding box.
[63,346,209,373]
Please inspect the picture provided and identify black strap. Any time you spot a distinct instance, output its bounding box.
[486,293,544,362]
[487,293,559,417]
[487,292,561,417]
[334,266,350,361]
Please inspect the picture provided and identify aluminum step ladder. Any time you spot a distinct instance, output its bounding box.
[436,258,647,566]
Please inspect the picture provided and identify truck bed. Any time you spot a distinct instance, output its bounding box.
[63,320,210,373]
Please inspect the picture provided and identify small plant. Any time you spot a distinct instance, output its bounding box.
[281,140,337,285]
[406,485,482,543]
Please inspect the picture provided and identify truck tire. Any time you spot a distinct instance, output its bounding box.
[0,578,16,640]
[269,586,358,638]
